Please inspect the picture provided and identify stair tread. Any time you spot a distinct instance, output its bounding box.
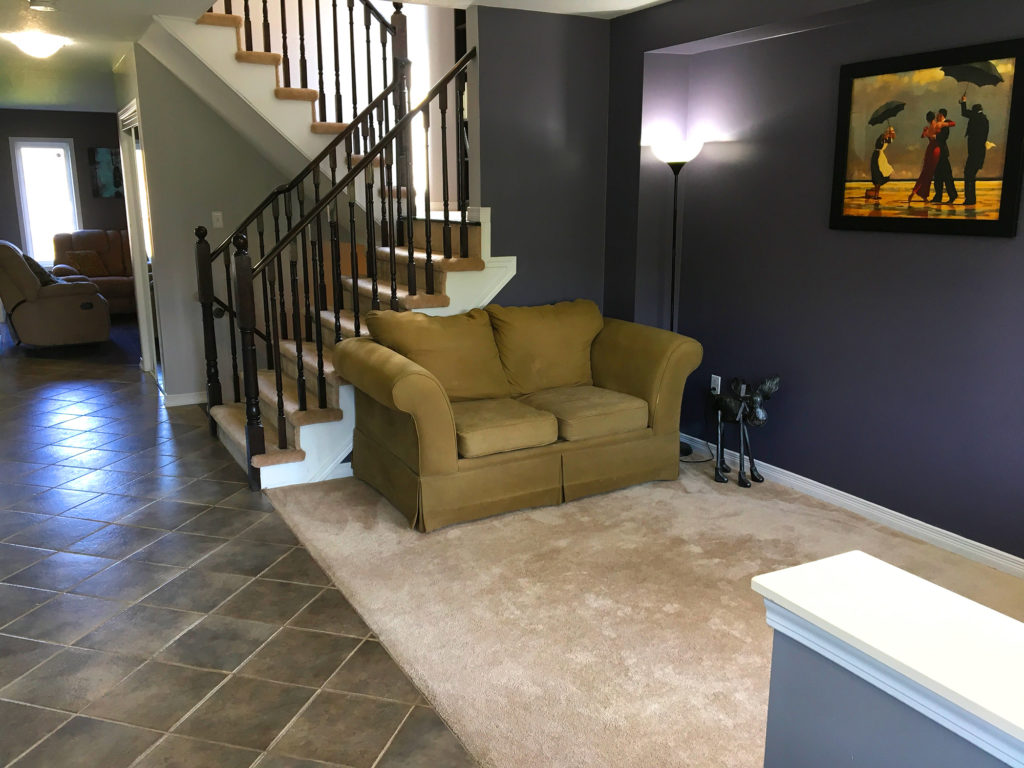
[210,403,306,468]
[312,122,351,135]
[374,245,484,272]
[279,339,347,380]
[340,275,450,309]
[197,12,243,28]
[236,50,281,66]
[317,309,371,341]
[275,87,319,102]
[256,370,343,427]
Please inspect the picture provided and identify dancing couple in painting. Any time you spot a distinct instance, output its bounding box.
[906,98,990,204]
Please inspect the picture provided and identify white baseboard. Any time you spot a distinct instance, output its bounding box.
[681,433,1024,580]
[163,392,206,407]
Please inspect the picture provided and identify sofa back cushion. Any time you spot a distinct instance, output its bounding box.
[65,250,109,277]
[366,309,511,402]
[485,300,604,395]
[54,230,131,276]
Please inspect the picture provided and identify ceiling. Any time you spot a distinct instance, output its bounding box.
[408,0,674,19]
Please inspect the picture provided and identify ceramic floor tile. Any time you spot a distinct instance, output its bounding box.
[239,628,360,688]
[0,634,62,688]
[215,579,321,625]
[157,614,278,671]
[0,509,50,539]
[0,460,46,482]
[0,699,71,766]
[85,661,226,729]
[3,593,125,644]
[375,705,478,768]
[237,515,300,546]
[55,448,128,470]
[61,493,154,522]
[0,646,140,711]
[59,468,140,494]
[142,568,249,613]
[74,604,201,657]
[13,716,161,768]
[4,551,115,591]
[0,543,55,580]
[56,431,125,451]
[178,507,267,538]
[219,488,276,513]
[19,464,93,488]
[0,583,56,628]
[287,589,371,637]
[128,532,227,568]
[119,499,209,530]
[3,516,106,550]
[132,735,260,768]
[168,479,248,506]
[261,549,331,586]
[118,473,194,500]
[64,524,165,559]
[325,640,421,704]
[271,690,409,767]
[10,488,100,515]
[0,481,48,508]
[175,676,314,750]
[71,560,182,602]
[196,539,292,577]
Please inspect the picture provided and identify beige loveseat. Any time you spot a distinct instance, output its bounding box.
[0,241,110,346]
[334,300,703,532]
[52,229,136,314]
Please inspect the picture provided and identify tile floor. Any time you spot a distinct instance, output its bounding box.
[0,339,476,767]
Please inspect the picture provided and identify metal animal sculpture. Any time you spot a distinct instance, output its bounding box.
[711,376,780,488]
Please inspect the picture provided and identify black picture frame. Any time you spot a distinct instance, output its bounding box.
[830,38,1024,237]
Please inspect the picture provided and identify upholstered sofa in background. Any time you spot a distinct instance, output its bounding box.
[0,241,110,346]
[335,299,703,532]
[52,229,136,314]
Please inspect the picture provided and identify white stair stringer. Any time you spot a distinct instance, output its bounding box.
[139,15,329,177]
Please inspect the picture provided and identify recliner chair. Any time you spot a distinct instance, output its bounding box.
[0,241,110,346]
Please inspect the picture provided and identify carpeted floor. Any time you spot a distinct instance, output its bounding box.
[267,465,1024,768]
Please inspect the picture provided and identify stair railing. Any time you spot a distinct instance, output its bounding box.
[195,46,476,488]
[208,0,398,128]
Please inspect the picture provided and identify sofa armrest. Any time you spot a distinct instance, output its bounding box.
[591,318,703,436]
[37,280,101,299]
[51,264,81,278]
[334,337,459,475]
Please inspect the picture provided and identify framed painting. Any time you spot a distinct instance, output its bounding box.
[88,147,124,199]
[830,38,1024,237]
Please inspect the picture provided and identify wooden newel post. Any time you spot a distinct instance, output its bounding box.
[232,233,265,490]
[391,3,411,259]
[195,226,222,436]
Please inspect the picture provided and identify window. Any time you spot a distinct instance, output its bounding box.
[10,138,81,266]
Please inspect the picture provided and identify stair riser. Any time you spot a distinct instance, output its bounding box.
[370,258,449,294]
[258,397,297,447]
[279,359,343,410]
[412,220,480,258]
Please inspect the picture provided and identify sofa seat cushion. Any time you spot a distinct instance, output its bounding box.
[367,309,511,402]
[451,398,558,458]
[88,276,135,298]
[518,386,649,441]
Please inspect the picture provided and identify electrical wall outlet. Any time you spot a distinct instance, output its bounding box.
[211,211,224,229]
[710,374,721,395]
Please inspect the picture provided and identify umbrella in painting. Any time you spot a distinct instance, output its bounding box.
[868,100,906,125]
[941,61,1004,91]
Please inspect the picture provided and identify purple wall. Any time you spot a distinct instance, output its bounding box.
[0,109,128,256]
[611,0,1024,555]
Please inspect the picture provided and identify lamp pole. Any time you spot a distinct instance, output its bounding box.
[667,160,685,335]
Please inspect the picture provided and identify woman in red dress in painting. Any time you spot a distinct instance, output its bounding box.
[908,111,956,202]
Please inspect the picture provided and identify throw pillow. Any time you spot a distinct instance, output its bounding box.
[486,300,604,395]
[21,254,56,286]
[366,309,511,401]
[65,249,109,277]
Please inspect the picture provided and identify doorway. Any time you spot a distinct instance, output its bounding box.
[118,100,163,386]
[9,137,81,265]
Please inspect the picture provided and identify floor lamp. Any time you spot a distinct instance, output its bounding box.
[652,139,703,457]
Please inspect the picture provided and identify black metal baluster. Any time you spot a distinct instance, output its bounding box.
[224,0,232,14]
[223,243,241,401]
[261,0,270,51]
[295,184,313,340]
[314,0,326,123]
[256,215,274,368]
[233,234,264,490]
[279,0,290,87]
[289,249,307,411]
[364,159,379,311]
[242,0,253,50]
[345,134,362,337]
[439,82,452,259]
[266,266,287,449]
[456,70,469,257]
[298,0,308,89]
[347,0,359,142]
[195,227,223,434]
[332,0,342,124]
[385,147,399,310]
[364,5,373,120]
[271,197,288,339]
[421,111,434,294]
[329,202,343,343]
[309,216,328,408]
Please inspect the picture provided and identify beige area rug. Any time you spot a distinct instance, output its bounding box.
[267,466,1024,768]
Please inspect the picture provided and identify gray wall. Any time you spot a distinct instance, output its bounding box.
[0,109,128,258]
[617,0,1024,556]
[472,6,609,307]
[132,46,288,399]
[764,632,1006,768]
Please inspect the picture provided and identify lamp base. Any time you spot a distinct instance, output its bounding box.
[679,439,692,458]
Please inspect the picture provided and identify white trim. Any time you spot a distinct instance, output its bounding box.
[764,600,1024,767]
[9,137,83,264]
[681,433,1024,579]
[163,391,206,407]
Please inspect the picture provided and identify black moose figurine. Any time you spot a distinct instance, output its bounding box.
[711,376,780,488]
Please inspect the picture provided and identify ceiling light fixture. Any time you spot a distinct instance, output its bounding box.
[28,0,59,11]
[0,29,71,58]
